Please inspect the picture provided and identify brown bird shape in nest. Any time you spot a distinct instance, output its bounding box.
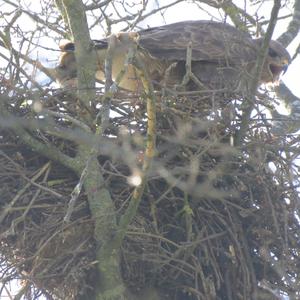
[55,20,290,93]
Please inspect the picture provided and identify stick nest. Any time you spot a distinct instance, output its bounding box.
[0,86,299,300]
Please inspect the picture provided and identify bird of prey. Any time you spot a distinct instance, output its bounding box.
[55,20,290,93]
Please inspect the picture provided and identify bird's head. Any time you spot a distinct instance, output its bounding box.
[55,40,77,88]
[258,39,291,83]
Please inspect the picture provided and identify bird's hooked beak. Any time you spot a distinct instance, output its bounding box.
[282,61,289,75]
[269,58,290,82]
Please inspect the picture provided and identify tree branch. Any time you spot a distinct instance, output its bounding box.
[271,82,300,135]
[277,0,300,47]
[235,0,282,145]
[61,1,126,299]
[111,52,157,250]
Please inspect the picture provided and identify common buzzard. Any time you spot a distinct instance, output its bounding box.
[55,20,290,93]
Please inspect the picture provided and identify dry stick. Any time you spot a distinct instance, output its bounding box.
[219,0,259,34]
[180,42,206,90]
[122,0,184,31]
[3,0,66,36]
[0,151,63,199]
[5,125,75,171]
[0,32,56,86]
[95,34,117,132]
[3,284,15,300]
[43,109,91,132]
[0,161,50,224]
[64,157,90,222]
[4,164,52,238]
[0,5,64,82]
[112,54,157,248]
[85,0,112,10]
[0,114,92,145]
[0,43,44,90]
[96,32,139,129]
[234,0,282,146]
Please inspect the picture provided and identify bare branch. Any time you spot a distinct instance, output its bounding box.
[235,0,282,145]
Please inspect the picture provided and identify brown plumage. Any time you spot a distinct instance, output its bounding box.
[55,21,290,92]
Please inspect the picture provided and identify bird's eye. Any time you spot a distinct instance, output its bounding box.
[268,48,278,58]
[63,43,75,51]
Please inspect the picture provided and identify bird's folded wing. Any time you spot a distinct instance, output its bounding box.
[138,20,258,63]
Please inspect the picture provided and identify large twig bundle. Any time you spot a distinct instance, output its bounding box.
[0,85,299,299]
